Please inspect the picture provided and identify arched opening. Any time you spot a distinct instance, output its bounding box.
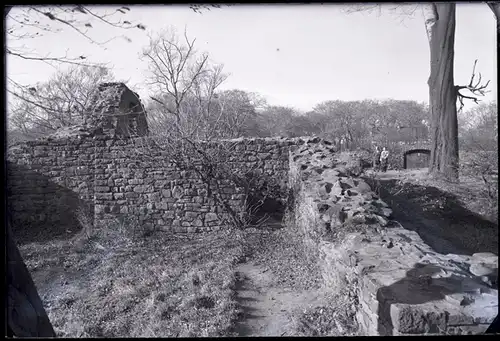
[403,149,431,169]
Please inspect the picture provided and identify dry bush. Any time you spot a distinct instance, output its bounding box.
[460,151,498,221]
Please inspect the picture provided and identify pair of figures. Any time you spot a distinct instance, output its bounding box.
[373,146,389,172]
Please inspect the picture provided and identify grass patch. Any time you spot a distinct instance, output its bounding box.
[245,227,322,291]
[19,227,246,337]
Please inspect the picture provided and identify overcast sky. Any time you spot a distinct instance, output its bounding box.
[6,4,497,112]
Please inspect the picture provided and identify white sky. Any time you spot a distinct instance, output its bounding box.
[6,4,497,112]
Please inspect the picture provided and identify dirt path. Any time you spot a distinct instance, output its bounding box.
[231,261,324,336]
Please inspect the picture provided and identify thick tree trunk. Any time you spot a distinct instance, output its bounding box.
[488,3,500,50]
[424,3,459,182]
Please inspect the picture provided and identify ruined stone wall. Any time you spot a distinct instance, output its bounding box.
[92,136,296,232]
[7,133,95,242]
[7,132,298,236]
[289,141,498,336]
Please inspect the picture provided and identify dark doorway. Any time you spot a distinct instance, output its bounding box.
[403,149,430,169]
[247,195,285,230]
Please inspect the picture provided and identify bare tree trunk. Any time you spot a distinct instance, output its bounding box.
[488,3,499,50]
[424,3,459,182]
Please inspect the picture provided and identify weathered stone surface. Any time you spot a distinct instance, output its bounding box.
[469,263,497,277]
[205,212,218,222]
[8,135,302,234]
[8,133,498,335]
[471,252,497,265]
[289,146,498,336]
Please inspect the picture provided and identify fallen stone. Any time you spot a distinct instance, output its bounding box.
[379,207,393,218]
[353,180,372,194]
[471,252,497,266]
[372,199,389,208]
[469,263,497,277]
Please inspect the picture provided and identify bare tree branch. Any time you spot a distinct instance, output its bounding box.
[5,5,147,69]
[455,59,491,112]
[7,65,116,138]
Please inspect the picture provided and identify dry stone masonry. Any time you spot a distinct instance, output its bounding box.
[289,139,498,336]
[91,135,295,232]
[90,82,149,137]
[7,128,298,235]
[7,131,96,241]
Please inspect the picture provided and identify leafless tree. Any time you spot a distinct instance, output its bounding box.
[143,28,231,139]
[5,5,145,143]
[422,4,494,181]
[4,5,226,337]
[8,65,117,140]
[133,29,283,230]
[345,3,496,182]
[455,60,491,112]
[5,5,221,143]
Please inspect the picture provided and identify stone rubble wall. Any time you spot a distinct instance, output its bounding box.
[7,130,300,234]
[7,132,96,235]
[91,135,296,232]
[289,140,498,336]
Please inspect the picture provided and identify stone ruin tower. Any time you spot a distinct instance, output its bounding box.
[89,82,149,137]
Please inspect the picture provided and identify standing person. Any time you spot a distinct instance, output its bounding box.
[380,147,390,172]
[373,145,381,171]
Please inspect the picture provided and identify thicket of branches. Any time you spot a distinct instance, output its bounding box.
[8,65,116,142]
[458,101,498,210]
[131,28,288,231]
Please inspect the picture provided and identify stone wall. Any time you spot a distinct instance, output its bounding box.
[91,135,296,232]
[7,130,96,242]
[7,130,299,237]
[289,140,498,336]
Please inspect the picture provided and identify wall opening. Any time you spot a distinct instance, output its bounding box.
[403,149,430,169]
[248,195,286,229]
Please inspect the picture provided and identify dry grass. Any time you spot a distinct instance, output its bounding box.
[245,226,322,291]
[291,290,359,337]
[243,221,360,336]
[19,226,246,337]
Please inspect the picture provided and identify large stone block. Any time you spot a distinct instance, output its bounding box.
[390,305,447,335]
[205,212,218,222]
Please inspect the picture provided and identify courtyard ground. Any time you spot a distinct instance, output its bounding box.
[16,167,498,337]
[19,220,358,337]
